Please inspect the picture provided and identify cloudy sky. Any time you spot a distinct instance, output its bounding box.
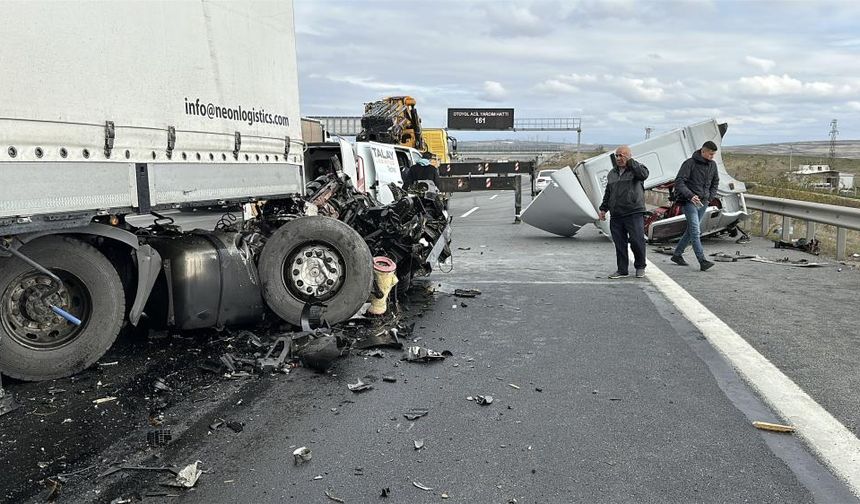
[294,0,860,146]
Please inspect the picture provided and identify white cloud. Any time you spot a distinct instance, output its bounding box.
[744,56,776,72]
[533,79,580,95]
[847,101,860,112]
[735,74,854,97]
[479,81,508,102]
[483,5,545,37]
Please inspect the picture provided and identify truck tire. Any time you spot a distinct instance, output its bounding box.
[258,216,373,326]
[0,236,125,381]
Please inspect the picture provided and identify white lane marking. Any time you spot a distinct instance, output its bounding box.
[490,194,499,200]
[647,258,860,496]
[460,206,479,218]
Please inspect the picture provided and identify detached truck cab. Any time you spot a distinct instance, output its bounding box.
[0,1,375,381]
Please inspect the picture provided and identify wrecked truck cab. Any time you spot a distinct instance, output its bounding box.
[354,141,406,204]
[521,119,748,241]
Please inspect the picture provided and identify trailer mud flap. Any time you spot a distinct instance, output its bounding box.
[129,245,162,326]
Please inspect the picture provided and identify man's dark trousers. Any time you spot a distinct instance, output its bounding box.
[609,213,647,275]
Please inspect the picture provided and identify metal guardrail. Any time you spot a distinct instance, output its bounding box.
[744,194,860,260]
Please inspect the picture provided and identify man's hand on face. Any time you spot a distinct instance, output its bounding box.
[598,210,607,221]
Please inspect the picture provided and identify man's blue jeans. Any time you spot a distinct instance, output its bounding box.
[673,202,708,261]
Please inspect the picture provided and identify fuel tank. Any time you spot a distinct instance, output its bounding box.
[147,231,265,330]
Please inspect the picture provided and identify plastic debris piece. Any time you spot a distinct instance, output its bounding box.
[382,375,397,383]
[209,419,225,431]
[347,379,373,393]
[166,461,203,488]
[475,395,494,406]
[380,487,391,498]
[293,446,313,464]
[442,493,449,499]
[147,429,172,447]
[360,349,386,358]
[414,439,425,450]
[110,497,133,504]
[227,421,244,433]
[325,489,345,503]
[93,397,117,405]
[313,475,323,480]
[403,408,429,421]
[413,481,433,491]
[454,288,481,298]
[404,346,447,362]
[296,334,340,371]
[535,387,543,392]
[509,384,520,390]
[753,421,795,433]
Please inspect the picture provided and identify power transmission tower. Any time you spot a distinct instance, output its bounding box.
[829,119,838,160]
[645,127,652,139]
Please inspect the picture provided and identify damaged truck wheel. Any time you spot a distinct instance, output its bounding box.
[0,237,125,381]
[258,216,373,326]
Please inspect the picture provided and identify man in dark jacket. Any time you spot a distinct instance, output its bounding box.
[599,145,650,279]
[671,140,720,271]
[402,152,440,189]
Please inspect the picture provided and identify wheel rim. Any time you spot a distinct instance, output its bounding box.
[1,270,91,350]
[282,242,346,302]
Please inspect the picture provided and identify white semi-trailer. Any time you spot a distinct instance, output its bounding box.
[0,1,376,381]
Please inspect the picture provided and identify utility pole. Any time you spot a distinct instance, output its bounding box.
[829,119,838,161]
[645,127,652,139]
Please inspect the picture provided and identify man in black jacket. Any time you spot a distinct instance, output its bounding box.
[599,145,650,279]
[671,141,720,271]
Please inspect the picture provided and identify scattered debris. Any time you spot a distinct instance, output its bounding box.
[774,237,820,255]
[227,421,244,433]
[110,497,134,504]
[314,475,324,480]
[413,481,434,491]
[99,465,178,479]
[359,349,386,358]
[535,387,543,392]
[325,489,346,503]
[380,487,391,498]
[403,408,430,421]
[147,429,173,447]
[258,336,291,373]
[347,379,373,393]
[382,375,398,383]
[294,333,341,372]
[153,378,172,392]
[475,395,494,406]
[413,439,425,450]
[293,446,313,464]
[404,346,450,362]
[442,493,449,499]
[751,256,827,267]
[354,467,364,476]
[163,461,203,488]
[93,396,117,405]
[453,288,481,298]
[98,361,119,367]
[753,421,796,433]
[509,384,520,390]
[209,418,225,431]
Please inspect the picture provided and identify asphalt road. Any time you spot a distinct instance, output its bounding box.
[6,190,859,503]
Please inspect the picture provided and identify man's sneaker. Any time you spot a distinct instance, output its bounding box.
[608,271,629,279]
[635,268,646,278]
[700,259,715,272]
[670,255,688,266]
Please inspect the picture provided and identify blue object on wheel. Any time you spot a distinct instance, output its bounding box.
[50,305,82,326]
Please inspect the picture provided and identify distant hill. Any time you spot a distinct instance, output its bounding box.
[723,140,860,159]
